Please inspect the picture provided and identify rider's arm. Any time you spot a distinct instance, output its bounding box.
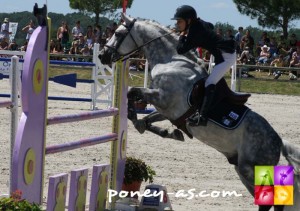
[177,27,199,55]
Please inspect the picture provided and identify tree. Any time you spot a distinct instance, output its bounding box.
[69,0,133,25]
[233,0,300,38]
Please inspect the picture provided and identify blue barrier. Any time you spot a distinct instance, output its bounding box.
[0,94,92,103]
[0,57,95,67]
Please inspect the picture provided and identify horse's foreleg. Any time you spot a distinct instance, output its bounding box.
[128,87,184,141]
[131,111,185,141]
[128,87,168,109]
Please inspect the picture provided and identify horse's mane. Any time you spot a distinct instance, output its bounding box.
[136,17,179,40]
[135,17,201,65]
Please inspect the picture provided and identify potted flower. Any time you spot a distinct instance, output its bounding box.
[0,190,42,211]
[122,156,156,194]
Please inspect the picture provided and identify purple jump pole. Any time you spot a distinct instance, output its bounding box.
[45,133,118,154]
[47,108,118,125]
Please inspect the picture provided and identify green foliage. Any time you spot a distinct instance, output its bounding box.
[69,0,134,24]
[123,157,156,185]
[0,190,42,211]
[0,11,111,46]
[233,0,300,38]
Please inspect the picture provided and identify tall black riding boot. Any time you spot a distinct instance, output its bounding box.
[188,84,216,126]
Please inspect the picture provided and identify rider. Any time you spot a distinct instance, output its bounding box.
[172,5,236,127]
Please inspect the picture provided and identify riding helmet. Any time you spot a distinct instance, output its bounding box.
[172,5,197,20]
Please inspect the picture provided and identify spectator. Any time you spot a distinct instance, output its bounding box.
[57,21,70,49]
[20,41,28,51]
[69,40,81,60]
[234,26,243,56]
[277,36,292,64]
[0,38,9,50]
[240,29,254,54]
[270,54,284,76]
[202,50,211,69]
[257,45,270,65]
[256,31,270,57]
[93,25,102,44]
[22,19,35,41]
[216,27,224,38]
[289,33,297,50]
[277,33,287,51]
[290,42,300,67]
[71,20,83,41]
[53,40,63,54]
[81,44,91,57]
[289,41,300,80]
[0,18,11,41]
[238,46,254,65]
[77,33,86,51]
[225,29,234,40]
[269,37,278,59]
[8,39,18,50]
[50,39,56,53]
[85,25,94,47]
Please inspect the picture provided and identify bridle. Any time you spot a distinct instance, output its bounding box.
[105,19,174,62]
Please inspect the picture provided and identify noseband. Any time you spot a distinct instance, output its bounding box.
[105,19,174,62]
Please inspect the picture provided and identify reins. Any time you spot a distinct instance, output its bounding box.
[105,19,175,62]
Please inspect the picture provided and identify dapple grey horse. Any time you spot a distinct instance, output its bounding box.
[99,13,300,211]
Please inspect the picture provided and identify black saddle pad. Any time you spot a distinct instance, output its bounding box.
[208,100,250,129]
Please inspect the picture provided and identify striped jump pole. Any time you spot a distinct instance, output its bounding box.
[11,7,128,210]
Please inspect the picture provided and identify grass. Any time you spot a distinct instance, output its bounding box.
[49,65,300,96]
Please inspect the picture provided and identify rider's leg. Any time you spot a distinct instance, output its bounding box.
[188,51,236,126]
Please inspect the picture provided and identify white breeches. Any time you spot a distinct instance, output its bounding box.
[205,52,236,87]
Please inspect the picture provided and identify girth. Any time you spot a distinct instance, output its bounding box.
[170,78,251,138]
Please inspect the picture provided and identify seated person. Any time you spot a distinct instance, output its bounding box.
[289,42,300,79]
[269,54,284,76]
[20,41,28,51]
[257,45,271,65]
[8,39,18,50]
[0,38,9,50]
[238,46,254,64]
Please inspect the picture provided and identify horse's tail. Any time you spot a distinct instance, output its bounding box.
[281,139,300,171]
[281,139,300,211]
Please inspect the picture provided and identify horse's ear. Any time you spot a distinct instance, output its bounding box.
[121,12,134,26]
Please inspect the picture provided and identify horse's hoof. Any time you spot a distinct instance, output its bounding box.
[172,129,185,141]
[133,120,146,134]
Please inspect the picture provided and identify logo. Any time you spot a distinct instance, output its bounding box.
[254,165,293,205]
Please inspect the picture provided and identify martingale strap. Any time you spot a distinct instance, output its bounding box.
[170,80,204,139]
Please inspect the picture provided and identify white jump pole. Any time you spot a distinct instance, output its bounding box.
[144,60,149,88]
[9,56,19,195]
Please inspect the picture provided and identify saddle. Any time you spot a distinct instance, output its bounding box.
[170,77,251,139]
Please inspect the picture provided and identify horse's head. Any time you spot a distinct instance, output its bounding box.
[99,13,138,64]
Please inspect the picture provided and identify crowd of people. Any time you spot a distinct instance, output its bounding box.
[233,27,299,79]
[0,18,119,61]
[0,17,299,79]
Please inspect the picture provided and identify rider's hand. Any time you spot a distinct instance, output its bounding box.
[180,31,188,36]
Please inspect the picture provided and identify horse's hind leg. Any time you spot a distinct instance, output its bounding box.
[236,159,283,211]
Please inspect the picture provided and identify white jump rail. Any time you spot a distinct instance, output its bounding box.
[0,56,19,196]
